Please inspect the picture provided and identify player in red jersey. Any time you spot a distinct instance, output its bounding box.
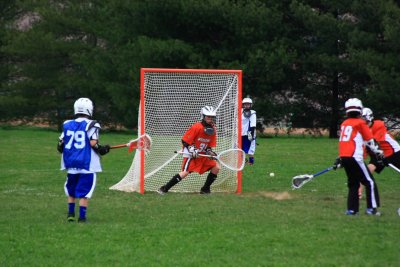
[357,107,400,199]
[362,107,400,172]
[157,106,221,194]
[335,98,383,216]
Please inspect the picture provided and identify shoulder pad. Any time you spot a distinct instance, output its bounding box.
[86,120,101,131]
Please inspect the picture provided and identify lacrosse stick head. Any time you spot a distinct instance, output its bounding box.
[217,148,246,171]
[128,134,152,154]
[292,174,313,189]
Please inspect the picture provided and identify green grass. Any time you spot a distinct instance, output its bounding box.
[1,128,399,266]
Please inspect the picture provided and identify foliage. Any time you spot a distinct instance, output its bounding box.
[349,1,400,123]
[0,0,400,134]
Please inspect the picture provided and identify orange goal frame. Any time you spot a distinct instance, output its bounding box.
[139,68,242,194]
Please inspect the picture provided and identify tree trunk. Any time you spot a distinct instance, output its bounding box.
[329,72,339,138]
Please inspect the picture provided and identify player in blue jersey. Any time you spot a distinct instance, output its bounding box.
[57,98,110,223]
[241,98,257,165]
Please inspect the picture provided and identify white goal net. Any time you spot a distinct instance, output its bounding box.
[110,68,242,193]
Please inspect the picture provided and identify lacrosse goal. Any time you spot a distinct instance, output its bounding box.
[110,68,242,194]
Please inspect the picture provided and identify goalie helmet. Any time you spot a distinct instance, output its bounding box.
[201,106,216,118]
[74,97,93,117]
[344,98,363,114]
[362,107,374,122]
[200,106,216,135]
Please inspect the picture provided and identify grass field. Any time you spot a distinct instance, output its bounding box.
[1,127,399,266]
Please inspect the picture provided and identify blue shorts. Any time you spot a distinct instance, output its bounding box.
[64,173,96,198]
[242,136,256,155]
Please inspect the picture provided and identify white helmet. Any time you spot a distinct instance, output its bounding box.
[74,97,93,117]
[200,106,216,117]
[362,107,374,122]
[344,98,363,114]
[242,98,253,104]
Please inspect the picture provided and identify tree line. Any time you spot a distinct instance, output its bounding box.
[1,0,400,137]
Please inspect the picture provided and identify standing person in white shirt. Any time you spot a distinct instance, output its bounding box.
[57,98,110,223]
[241,97,257,165]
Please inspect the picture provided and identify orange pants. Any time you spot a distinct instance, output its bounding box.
[182,157,217,175]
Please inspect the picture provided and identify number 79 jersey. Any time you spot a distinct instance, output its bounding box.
[60,118,102,172]
[339,117,373,160]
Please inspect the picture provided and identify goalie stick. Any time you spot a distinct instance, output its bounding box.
[292,166,335,189]
[175,148,246,171]
[110,134,152,153]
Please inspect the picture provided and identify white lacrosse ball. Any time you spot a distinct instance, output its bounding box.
[269,172,275,177]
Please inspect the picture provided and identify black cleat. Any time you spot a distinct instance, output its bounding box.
[345,210,358,216]
[365,208,381,216]
[157,186,167,195]
[200,187,211,194]
[67,213,75,222]
[78,217,87,223]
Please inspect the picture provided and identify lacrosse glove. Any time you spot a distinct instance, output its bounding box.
[205,147,217,157]
[365,139,384,158]
[333,157,342,170]
[57,139,64,153]
[188,146,199,158]
[247,131,253,141]
[94,143,110,155]
[376,155,389,167]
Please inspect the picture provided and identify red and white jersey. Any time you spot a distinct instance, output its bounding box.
[339,118,373,160]
[182,122,217,157]
[370,120,400,157]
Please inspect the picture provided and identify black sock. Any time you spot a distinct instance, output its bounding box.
[164,174,182,191]
[202,172,217,190]
[68,203,75,215]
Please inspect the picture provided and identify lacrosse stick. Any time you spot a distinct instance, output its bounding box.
[388,163,400,174]
[292,166,334,189]
[174,148,246,171]
[110,134,152,153]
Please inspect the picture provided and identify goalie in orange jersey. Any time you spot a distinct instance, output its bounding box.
[358,107,400,198]
[157,106,221,194]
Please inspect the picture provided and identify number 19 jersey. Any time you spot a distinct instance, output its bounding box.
[339,117,373,160]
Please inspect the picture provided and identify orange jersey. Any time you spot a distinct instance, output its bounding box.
[370,120,400,157]
[339,118,373,160]
[181,122,218,174]
[182,122,217,152]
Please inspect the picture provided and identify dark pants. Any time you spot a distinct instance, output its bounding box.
[370,150,400,173]
[341,157,380,212]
